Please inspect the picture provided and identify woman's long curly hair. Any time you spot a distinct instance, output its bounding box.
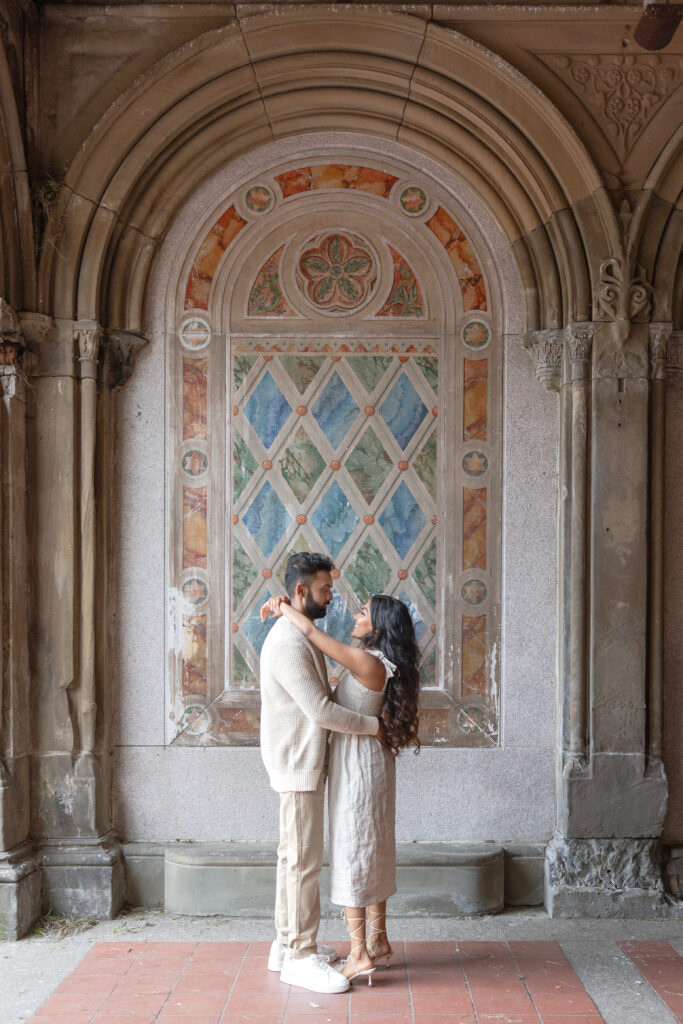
[363,595,421,756]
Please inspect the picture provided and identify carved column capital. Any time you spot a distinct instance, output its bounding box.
[566,322,594,380]
[105,329,149,388]
[0,299,25,400]
[74,320,102,378]
[522,329,564,392]
[648,322,672,380]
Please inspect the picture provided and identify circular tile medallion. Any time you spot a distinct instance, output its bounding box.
[180,317,211,350]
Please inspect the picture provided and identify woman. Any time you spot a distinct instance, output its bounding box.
[261,592,420,984]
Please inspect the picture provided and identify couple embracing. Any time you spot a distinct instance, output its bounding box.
[259,552,420,995]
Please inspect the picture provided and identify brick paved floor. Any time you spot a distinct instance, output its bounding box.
[25,938,683,1024]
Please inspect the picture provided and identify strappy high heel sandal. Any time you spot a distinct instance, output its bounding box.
[336,910,377,986]
[366,907,393,969]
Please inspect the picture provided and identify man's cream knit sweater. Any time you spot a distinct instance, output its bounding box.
[260,617,379,792]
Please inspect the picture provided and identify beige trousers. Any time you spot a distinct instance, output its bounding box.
[274,773,325,958]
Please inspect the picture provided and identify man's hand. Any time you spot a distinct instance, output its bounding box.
[375,717,388,748]
[259,595,291,622]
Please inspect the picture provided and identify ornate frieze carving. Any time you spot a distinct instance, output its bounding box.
[542,54,680,160]
[545,835,664,892]
[566,322,594,381]
[522,328,564,392]
[0,299,25,400]
[649,322,672,380]
[74,321,102,368]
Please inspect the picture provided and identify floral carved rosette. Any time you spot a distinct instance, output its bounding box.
[297,232,377,313]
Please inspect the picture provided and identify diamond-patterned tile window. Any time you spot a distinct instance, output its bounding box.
[244,370,292,449]
[242,587,278,655]
[279,355,326,394]
[347,355,393,394]
[414,537,437,609]
[379,481,427,558]
[398,588,428,644]
[233,430,259,501]
[312,481,359,558]
[319,593,356,668]
[379,372,427,449]
[279,427,326,503]
[345,427,393,504]
[346,538,392,604]
[232,538,258,609]
[312,371,360,449]
[242,481,291,557]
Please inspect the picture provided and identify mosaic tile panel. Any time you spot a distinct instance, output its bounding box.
[462,613,487,696]
[427,206,487,312]
[312,371,360,449]
[182,615,207,696]
[379,481,427,559]
[232,537,258,610]
[312,481,359,558]
[183,359,207,440]
[345,537,392,604]
[231,644,257,687]
[416,355,438,393]
[248,245,296,316]
[233,355,256,393]
[377,247,425,317]
[464,358,488,441]
[298,232,377,312]
[344,426,393,504]
[242,481,292,558]
[275,164,398,198]
[347,355,393,394]
[463,487,487,571]
[380,372,428,449]
[244,370,292,450]
[414,537,437,609]
[279,426,326,503]
[414,431,437,500]
[233,430,259,502]
[279,355,326,394]
[185,205,247,309]
[182,486,207,569]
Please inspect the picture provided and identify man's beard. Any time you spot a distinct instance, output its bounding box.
[304,592,329,620]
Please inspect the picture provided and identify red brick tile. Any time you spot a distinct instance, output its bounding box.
[349,990,411,1013]
[346,1015,412,1024]
[173,973,235,994]
[157,1016,221,1024]
[55,974,120,996]
[161,991,229,1015]
[226,992,289,1014]
[468,987,536,1014]
[459,942,510,958]
[411,991,477,1013]
[531,991,600,1015]
[184,957,243,976]
[230,975,284,996]
[27,1016,94,1024]
[71,957,137,975]
[101,991,169,1015]
[220,1016,284,1024]
[245,942,273,957]
[134,955,191,973]
[508,942,564,958]
[84,942,147,957]
[539,1018,606,1024]
[405,941,458,955]
[196,942,249,956]
[111,973,177,994]
[91,1016,158,1024]
[285,1016,347,1024]
[411,1016,477,1024]
[144,941,198,956]
[478,1016,540,1024]
[287,991,351,1013]
[34,993,107,1015]
[620,941,676,956]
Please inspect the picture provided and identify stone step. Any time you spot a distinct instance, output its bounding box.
[122,841,544,918]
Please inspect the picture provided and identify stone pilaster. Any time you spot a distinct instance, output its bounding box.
[25,317,126,922]
[0,300,41,938]
[535,260,673,916]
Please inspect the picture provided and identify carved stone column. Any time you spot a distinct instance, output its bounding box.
[523,329,564,392]
[26,317,143,921]
[544,260,671,916]
[0,301,41,938]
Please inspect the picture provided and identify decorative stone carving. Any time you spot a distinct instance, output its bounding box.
[566,322,594,382]
[545,835,664,892]
[522,329,563,391]
[593,259,651,378]
[0,299,25,400]
[543,54,680,159]
[296,231,377,313]
[667,331,683,377]
[597,258,651,323]
[106,329,149,388]
[74,321,102,368]
[649,322,672,379]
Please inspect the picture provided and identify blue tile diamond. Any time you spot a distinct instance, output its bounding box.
[242,481,292,557]
[398,588,428,644]
[319,593,357,669]
[312,371,359,450]
[312,482,359,558]
[244,370,292,450]
[242,587,278,655]
[379,481,426,559]
[379,372,427,449]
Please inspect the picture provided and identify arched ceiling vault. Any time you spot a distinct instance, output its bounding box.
[36,9,681,333]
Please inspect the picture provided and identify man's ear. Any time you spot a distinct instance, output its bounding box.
[295,581,306,598]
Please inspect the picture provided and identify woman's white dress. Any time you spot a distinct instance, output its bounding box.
[328,649,397,907]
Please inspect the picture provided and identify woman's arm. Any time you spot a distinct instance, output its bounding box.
[260,596,386,691]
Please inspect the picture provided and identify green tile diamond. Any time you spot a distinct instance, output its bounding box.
[414,537,436,609]
[414,431,437,500]
[347,356,393,394]
[345,427,393,504]
[420,643,437,687]
[233,430,259,502]
[232,644,256,686]
[233,355,256,393]
[276,533,312,586]
[279,355,326,394]
[232,537,258,609]
[415,356,438,393]
[345,538,392,604]
[279,427,326,503]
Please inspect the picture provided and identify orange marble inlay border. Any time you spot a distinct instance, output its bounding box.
[377,246,425,317]
[183,358,208,440]
[463,357,488,441]
[183,486,207,569]
[182,615,207,696]
[185,205,247,310]
[462,614,487,696]
[218,707,260,733]
[275,164,399,198]
[463,487,487,570]
[427,206,487,312]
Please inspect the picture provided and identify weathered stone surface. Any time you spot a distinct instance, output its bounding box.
[0,842,41,940]
[561,754,668,839]
[546,835,663,891]
[41,833,125,919]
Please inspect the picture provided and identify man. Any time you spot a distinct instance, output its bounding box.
[259,552,384,994]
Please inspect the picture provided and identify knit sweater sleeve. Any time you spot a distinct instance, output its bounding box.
[277,641,379,736]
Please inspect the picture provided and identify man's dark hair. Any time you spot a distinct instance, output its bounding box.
[284,552,334,597]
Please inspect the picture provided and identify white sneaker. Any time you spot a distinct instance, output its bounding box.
[280,951,350,993]
[268,940,339,972]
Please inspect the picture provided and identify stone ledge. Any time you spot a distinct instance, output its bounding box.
[121,841,532,918]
